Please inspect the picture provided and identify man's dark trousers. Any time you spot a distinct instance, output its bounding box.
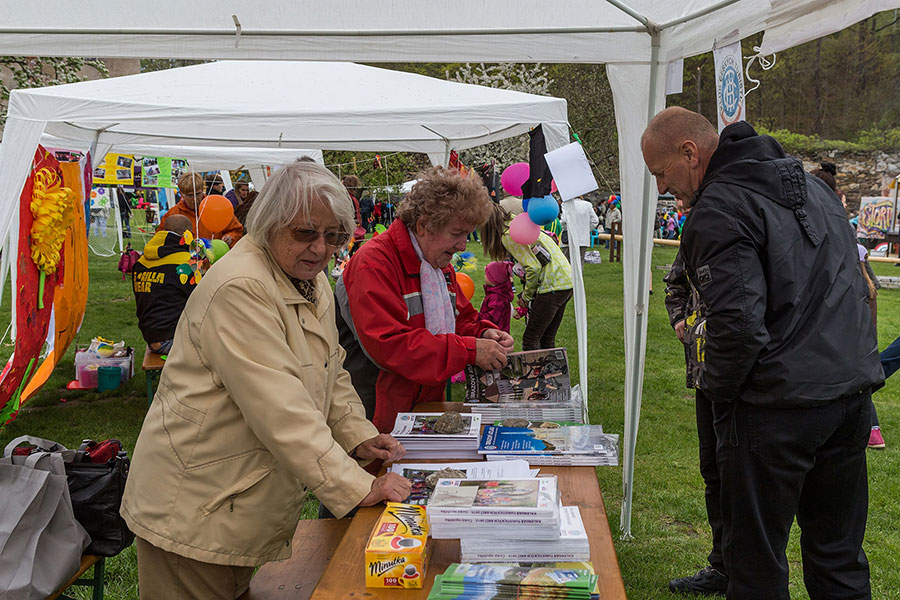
[712,391,871,600]
[696,389,725,574]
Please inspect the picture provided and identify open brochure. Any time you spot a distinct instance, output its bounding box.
[464,348,571,404]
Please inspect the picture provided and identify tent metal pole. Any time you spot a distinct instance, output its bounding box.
[620,26,661,541]
[603,0,652,29]
[0,25,647,36]
[659,0,744,31]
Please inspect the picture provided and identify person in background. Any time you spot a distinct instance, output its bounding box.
[225,181,250,209]
[117,188,132,239]
[605,196,622,250]
[478,261,514,334]
[342,175,366,257]
[205,173,227,198]
[663,198,728,596]
[500,194,525,216]
[482,203,573,351]
[234,190,259,231]
[812,163,886,450]
[336,167,512,431]
[560,196,600,262]
[359,192,374,233]
[157,173,244,247]
[132,215,196,355]
[122,161,410,600]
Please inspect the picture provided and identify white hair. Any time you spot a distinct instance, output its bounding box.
[245,161,355,249]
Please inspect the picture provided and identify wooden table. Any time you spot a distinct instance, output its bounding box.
[309,402,626,599]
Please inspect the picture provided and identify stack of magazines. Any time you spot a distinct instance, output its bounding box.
[428,563,599,600]
[478,423,620,466]
[426,477,560,540]
[461,505,590,563]
[463,348,584,422]
[389,412,482,459]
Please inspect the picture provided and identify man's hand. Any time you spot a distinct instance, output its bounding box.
[674,319,686,343]
[359,473,412,507]
[481,328,514,352]
[221,234,235,247]
[475,338,508,371]
[352,434,406,463]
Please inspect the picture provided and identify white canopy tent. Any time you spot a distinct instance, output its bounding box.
[0,0,897,538]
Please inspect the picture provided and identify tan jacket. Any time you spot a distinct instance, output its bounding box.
[121,235,378,567]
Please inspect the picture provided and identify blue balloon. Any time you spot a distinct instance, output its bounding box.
[522,197,531,211]
[527,195,559,226]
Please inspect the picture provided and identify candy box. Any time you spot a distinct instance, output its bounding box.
[365,502,429,588]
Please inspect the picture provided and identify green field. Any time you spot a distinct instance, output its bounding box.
[1,242,897,599]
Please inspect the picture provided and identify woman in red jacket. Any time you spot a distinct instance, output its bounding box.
[337,167,514,432]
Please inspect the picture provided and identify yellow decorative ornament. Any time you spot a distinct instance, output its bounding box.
[29,168,75,309]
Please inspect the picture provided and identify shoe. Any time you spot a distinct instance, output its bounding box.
[868,427,886,449]
[668,566,728,596]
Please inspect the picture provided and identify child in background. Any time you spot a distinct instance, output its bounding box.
[478,261,514,333]
[117,243,141,281]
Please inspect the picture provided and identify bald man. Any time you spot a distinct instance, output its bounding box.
[643,108,882,600]
[133,214,198,354]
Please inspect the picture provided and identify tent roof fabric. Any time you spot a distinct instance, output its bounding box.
[10,61,569,155]
[0,1,894,64]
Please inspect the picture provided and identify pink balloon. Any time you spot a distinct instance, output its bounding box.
[501,162,530,197]
[551,179,558,194]
[509,212,541,245]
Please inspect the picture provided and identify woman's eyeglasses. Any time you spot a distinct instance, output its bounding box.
[289,227,350,247]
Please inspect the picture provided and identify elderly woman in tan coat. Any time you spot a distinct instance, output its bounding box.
[121,161,411,600]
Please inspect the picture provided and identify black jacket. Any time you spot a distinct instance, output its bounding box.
[132,231,195,344]
[681,122,883,406]
[664,248,706,390]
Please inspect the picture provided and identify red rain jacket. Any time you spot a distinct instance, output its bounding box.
[340,220,496,432]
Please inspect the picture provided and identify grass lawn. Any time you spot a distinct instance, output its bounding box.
[1,241,898,599]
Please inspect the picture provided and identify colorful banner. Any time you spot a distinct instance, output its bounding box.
[142,156,187,188]
[93,153,135,186]
[857,196,895,239]
[713,41,746,133]
[90,186,112,208]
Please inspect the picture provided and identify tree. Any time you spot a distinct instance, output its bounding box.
[446,63,554,168]
[322,150,430,194]
[0,57,108,131]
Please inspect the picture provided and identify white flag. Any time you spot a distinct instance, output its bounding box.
[713,41,746,132]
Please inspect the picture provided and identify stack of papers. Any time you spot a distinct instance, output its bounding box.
[479,424,619,466]
[464,348,585,423]
[428,563,598,600]
[390,412,482,460]
[427,477,560,540]
[461,506,590,563]
[388,460,535,505]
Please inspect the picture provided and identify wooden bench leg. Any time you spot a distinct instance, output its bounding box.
[56,557,104,600]
[145,371,159,407]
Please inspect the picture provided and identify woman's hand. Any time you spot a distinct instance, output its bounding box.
[475,338,508,370]
[352,434,406,463]
[359,473,412,507]
[481,328,514,352]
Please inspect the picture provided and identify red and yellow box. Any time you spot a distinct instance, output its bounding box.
[364,503,429,588]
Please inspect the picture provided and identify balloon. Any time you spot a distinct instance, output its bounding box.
[551,180,558,194]
[522,197,530,211]
[208,239,230,264]
[199,195,234,234]
[527,195,559,226]
[456,272,475,301]
[199,237,212,248]
[500,162,530,197]
[509,212,541,245]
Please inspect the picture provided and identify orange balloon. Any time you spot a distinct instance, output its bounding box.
[456,272,475,302]
[199,195,234,234]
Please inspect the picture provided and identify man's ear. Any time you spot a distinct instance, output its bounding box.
[681,141,700,167]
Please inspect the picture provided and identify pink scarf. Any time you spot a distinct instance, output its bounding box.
[408,227,456,335]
